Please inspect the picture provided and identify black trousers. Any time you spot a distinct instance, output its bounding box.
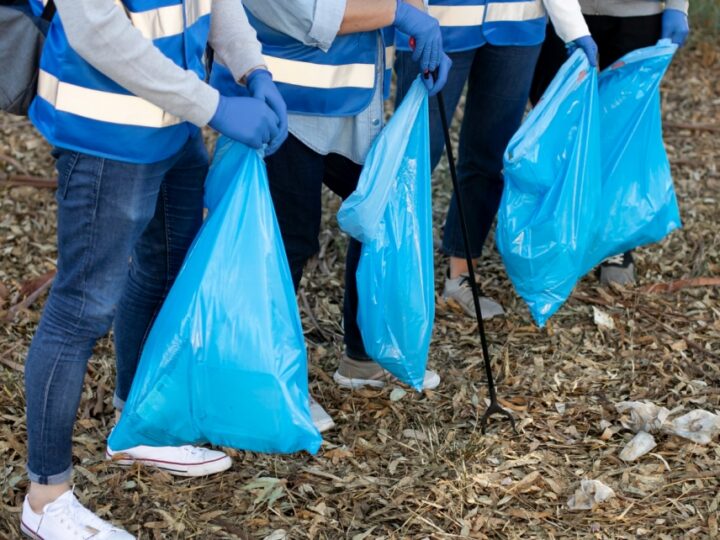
[530,14,663,104]
[264,134,368,359]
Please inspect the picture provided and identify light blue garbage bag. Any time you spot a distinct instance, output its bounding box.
[337,78,434,391]
[109,138,322,454]
[585,39,681,267]
[497,51,601,327]
[498,42,680,327]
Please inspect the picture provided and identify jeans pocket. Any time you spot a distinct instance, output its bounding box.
[54,149,80,201]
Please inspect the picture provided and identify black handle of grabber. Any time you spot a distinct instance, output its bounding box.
[434,89,517,435]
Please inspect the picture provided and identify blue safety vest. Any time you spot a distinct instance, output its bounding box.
[397,0,547,53]
[28,0,212,163]
[211,12,393,117]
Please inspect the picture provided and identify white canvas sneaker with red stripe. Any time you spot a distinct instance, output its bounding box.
[21,490,133,539]
[106,444,231,477]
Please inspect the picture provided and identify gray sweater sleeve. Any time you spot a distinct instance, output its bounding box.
[54,0,264,127]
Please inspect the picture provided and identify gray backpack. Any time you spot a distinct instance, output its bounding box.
[0,0,55,115]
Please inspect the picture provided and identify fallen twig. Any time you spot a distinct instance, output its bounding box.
[3,175,58,189]
[641,277,720,294]
[3,271,56,322]
[664,121,720,133]
[0,153,30,176]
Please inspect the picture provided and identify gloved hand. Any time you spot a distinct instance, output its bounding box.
[208,95,280,150]
[246,69,288,155]
[394,0,443,74]
[568,35,598,67]
[662,9,690,47]
[424,53,452,96]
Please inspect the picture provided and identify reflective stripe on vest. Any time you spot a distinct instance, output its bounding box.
[216,12,383,117]
[29,0,210,163]
[37,70,182,128]
[396,0,546,53]
[482,0,546,46]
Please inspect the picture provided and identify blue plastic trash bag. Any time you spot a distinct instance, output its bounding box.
[585,39,681,267]
[337,78,434,391]
[497,51,601,327]
[109,139,322,454]
[498,42,680,327]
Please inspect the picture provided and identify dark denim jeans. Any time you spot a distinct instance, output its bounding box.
[264,135,367,360]
[24,133,207,484]
[395,44,541,259]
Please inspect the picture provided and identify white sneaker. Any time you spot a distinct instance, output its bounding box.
[309,396,335,433]
[333,355,441,390]
[21,490,134,539]
[106,443,231,477]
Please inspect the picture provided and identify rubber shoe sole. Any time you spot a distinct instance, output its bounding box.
[105,450,231,477]
[333,368,441,391]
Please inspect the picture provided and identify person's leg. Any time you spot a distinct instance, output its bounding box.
[395,49,476,171]
[441,43,541,317]
[113,133,207,409]
[324,153,441,390]
[529,23,571,105]
[596,14,663,68]
[24,149,167,508]
[322,154,365,360]
[588,14,663,285]
[265,135,326,290]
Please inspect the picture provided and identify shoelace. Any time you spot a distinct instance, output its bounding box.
[457,274,484,296]
[605,254,625,266]
[44,493,112,539]
[180,445,207,458]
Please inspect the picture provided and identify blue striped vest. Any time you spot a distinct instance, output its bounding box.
[28,0,211,163]
[212,13,393,117]
[397,0,547,53]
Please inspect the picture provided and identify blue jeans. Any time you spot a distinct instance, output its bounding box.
[395,44,541,259]
[24,133,207,484]
[264,135,367,360]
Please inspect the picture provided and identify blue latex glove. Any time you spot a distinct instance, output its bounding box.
[246,69,288,156]
[568,35,598,67]
[394,1,443,74]
[424,53,452,96]
[662,9,690,46]
[208,95,280,150]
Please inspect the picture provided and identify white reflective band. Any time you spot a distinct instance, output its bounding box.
[263,56,375,90]
[485,0,545,22]
[429,5,486,27]
[114,0,211,41]
[37,70,182,128]
[385,46,396,68]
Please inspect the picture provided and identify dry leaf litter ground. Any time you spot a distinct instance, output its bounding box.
[1,42,719,539]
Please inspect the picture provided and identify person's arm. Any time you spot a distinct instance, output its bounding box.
[242,0,346,51]
[662,1,690,46]
[542,0,590,43]
[665,0,689,14]
[208,0,266,84]
[338,0,395,34]
[54,0,219,126]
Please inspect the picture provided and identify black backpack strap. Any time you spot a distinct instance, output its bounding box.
[40,0,55,21]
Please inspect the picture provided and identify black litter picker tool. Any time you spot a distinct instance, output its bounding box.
[434,90,516,435]
[408,36,516,434]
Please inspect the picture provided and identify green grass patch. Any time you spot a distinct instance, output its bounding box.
[689,0,720,37]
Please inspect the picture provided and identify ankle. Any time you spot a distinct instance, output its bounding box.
[448,257,478,279]
[27,482,71,513]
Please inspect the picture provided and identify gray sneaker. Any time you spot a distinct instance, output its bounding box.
[597,251,635,285]
[442,273,505,320]
[333,356,441,390]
